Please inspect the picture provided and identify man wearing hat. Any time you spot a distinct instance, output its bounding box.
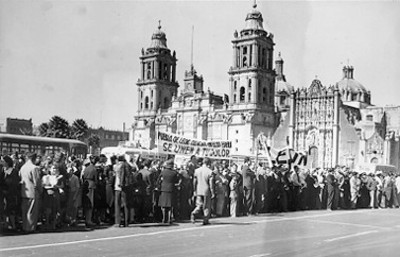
[191,157,215,225]
[367,172,378,208]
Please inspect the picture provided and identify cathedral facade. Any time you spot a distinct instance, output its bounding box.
[273,65,400,170]
[131,4,400,170]
[132,4,277,157]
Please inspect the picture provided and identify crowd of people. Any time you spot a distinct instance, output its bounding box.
[1,151,400,233]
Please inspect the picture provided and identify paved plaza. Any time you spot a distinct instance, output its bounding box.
[1,208,400,257]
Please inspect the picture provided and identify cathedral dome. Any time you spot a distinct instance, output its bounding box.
[275,53,292,93]
[244,4,264,30]
[276,80,294,93]
[337,78,367,93]
[149,24,168,50]
[337,66,368,93]
[337,66,371,105]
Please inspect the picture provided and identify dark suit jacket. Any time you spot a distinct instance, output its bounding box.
[326,173,336,191]
[242,165,255,190]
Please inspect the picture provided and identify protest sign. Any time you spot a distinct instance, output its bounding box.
[275,147,308,168]
[157,131,232,159]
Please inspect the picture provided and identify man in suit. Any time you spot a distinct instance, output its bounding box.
[114,155,131,227]
[82,156,99,227]
[242,157,256,215]
[191,157,215,225]
[326,169,337,210]
[139,159,154,221]
[381,172,393,208]
[20,152,42,233]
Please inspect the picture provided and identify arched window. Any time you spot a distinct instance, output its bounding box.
[140,91,143,99]
[147,63,152,79]
[243,46,247,55]
[144,96,149,109]
[234,81,237,91]
[233,94,237,103]
[248,93,251,102]
[248,79,252,89]
[151,90,153,98]
[243,56,247,67]
[164,97,169,108]
[163,64,169,80]
[280,95,286,105]
[262,88,267,102]
[140,103,143,110]
[262,48,266,67]
[240,87,245,102]
[150,102,153,109]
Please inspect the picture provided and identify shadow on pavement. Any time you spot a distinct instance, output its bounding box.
[0,223,111,237]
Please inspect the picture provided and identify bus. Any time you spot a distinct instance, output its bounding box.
[0,133,88,158]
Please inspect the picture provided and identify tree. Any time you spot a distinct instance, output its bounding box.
[48,116,70,138]
[71,119,89,140]
[87,134,101,154]
[38,122,51,137]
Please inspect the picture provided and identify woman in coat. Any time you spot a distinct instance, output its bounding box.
[157,159,179,224]
[1,155,20,230]
[213,162,228,217]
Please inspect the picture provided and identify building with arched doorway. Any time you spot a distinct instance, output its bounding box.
[273,66,400,170]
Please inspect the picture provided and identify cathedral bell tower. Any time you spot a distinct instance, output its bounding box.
[133,22,179,149]
[137,22,179,115]
[228,2,275,112]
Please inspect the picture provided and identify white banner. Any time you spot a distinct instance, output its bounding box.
[157,131,232,159]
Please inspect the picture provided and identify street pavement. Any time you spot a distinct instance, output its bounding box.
[1,208,400,257]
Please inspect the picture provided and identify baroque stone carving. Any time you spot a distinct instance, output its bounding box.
[306,128,319,148]
[144,118,155,127]
[168,116,176,126]
[155,115,163,124]
[244,112,254,123]
[223,114,233,124]
[198,115,208,125]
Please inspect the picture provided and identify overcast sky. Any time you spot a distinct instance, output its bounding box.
[1,0,399,130]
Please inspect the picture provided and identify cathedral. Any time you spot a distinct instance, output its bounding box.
[131,4,400,170]
[132,3,276,157]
